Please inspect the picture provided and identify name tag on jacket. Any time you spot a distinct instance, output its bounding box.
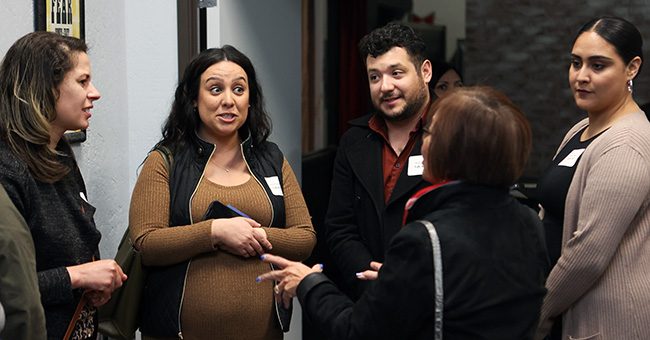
[407,155,424,176]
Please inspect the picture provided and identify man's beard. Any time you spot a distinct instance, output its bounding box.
[376,85,428,122]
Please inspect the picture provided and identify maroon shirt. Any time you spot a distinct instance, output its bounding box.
[368,115,425,204]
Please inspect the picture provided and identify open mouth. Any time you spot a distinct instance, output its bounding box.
[218,113,236,120]
[382,96,401,104]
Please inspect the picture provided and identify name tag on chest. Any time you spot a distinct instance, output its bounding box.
[264,176,284,196]
[558,149,585,167]
[407,155,424,176]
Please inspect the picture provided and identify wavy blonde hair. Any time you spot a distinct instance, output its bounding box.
[0,31,87,183]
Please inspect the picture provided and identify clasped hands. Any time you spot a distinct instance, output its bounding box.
[211,216,272,258]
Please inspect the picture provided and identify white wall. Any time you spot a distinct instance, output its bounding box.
[79,0,129,258]
[81,0,178,258]
[123,2,178,193]
[0,3,33,58]
[413,0,465,61]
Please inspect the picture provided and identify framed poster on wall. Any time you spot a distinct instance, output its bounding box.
[34,0,85,39]
[34,0,87,143]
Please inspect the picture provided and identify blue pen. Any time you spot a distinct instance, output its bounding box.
[227,204,251,218]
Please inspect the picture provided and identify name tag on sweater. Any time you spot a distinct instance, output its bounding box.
[407,155,424,176]
[265,176,283,196]
[558,149,585,167]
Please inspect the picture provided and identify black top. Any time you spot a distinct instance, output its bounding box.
[299,182,548,339]
[0,140,100,339]
[537,126,603,265]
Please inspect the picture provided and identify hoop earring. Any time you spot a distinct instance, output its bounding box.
[627,79,634,93]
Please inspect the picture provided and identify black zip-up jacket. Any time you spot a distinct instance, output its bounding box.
[139,132,288,337]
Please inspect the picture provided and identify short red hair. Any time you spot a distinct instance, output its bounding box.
[424,86,532,187]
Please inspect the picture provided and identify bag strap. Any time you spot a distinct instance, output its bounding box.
[63,292,88,340]
[157,146,173,174]
[416,220,443,340]
[64,255,99,340]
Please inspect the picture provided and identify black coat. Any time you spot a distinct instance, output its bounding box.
[325,114,428,299]
[299,182,549,339]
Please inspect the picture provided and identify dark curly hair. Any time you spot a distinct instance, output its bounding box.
[358,22,427,68]
[155,45,271,153]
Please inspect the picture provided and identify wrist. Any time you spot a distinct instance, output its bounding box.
[66,265,82,289]
[210,220,223,248]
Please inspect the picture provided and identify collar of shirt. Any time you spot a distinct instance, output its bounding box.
[367,102,430,203]
[368,114,424,145]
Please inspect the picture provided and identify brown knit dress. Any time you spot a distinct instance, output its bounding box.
[130,151,315,340]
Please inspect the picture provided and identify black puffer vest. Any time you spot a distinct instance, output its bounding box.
[140,131,287,337]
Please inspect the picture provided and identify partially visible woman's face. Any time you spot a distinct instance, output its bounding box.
[433,69,462,98]
[196,60,250,143]
[569,31,630,114]
[52,52,101,136]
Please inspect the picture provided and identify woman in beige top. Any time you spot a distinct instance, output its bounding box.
[129,45,315,340]
[536,16,650,339]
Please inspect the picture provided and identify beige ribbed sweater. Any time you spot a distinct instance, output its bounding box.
[538,111,650,339]
[129,151,315,340]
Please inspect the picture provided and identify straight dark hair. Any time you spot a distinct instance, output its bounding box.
[155,45,271,153]
[575,16,643,69]
[0,31,87,183]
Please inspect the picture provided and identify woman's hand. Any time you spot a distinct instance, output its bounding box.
[211,217,273,257]
[66,259,127,292]
[86,289,112,307]
[355,261,383,280]
[252,227,272,251]
[256,254,323,308]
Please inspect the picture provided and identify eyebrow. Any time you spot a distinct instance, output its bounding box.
[204,75,247,83]
[571,54,615,62]
[368,63,406,73]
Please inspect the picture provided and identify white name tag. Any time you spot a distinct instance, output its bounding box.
[264,176,283,196]
[407,155,424,176]
[558,149,586,167]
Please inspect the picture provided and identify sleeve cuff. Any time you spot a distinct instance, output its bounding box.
[38,266,74,305]
[297,272,332,305]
